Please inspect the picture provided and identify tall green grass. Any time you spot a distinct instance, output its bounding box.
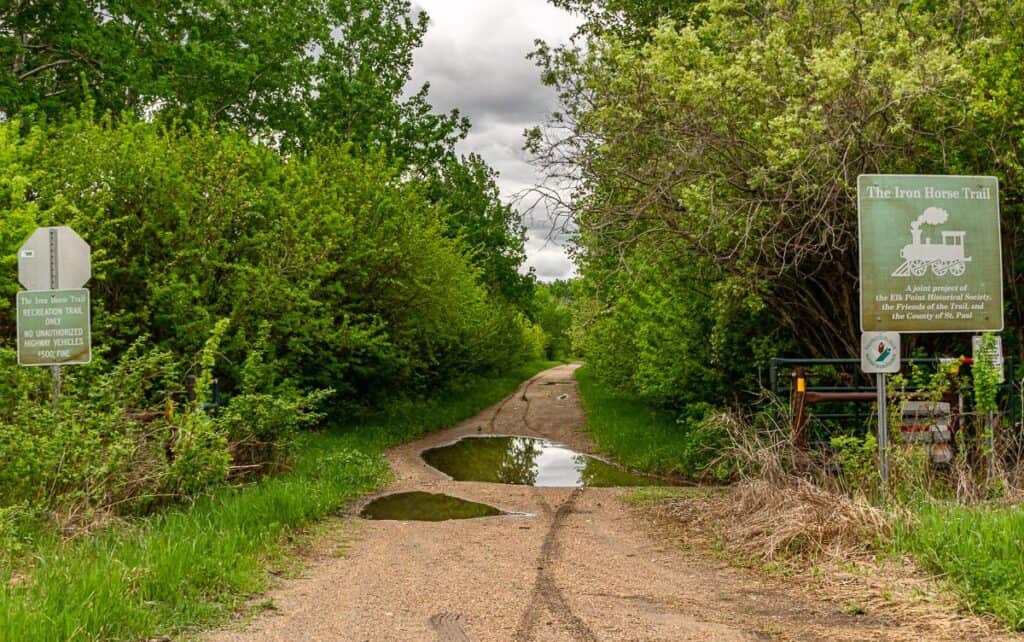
[574,365,722,477]
[0,360,556,641]
[896,502,1024,630]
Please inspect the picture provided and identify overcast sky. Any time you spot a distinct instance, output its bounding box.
[407,0,580,282]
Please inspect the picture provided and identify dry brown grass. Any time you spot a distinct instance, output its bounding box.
[630,410,1020,639]
[659,476,894,562]
[658,410,902,563]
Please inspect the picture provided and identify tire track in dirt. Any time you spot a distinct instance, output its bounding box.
[520,376,535,431]
[488,374,541,433]
[510,379,596,641]
[429,612,471,641]
[513,487,597,642]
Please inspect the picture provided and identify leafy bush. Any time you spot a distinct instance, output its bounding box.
[830,434,879,494]
[0,115,539,407]
[575,365,728,478]
[0,320,332,521]
[0,113,548,524]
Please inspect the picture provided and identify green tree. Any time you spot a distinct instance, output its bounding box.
[533,280,573,360]
[534,0,1024,371]
[0,0,466,167]
[547,0,698,40]
[427,154,534,308]
[0,115,542,407]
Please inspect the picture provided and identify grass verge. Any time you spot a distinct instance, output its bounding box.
[0,359,557,641]
[896,502,1024,630]
[574,369,1024,631]
[574,365,720,477]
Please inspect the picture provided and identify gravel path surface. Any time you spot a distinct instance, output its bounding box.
[207,364,1015,641]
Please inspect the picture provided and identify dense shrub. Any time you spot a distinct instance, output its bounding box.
[0,114,543,519]
[0,115,541,396]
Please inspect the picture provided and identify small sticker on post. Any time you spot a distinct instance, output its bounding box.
[861,332,901,374]
[21,250,34,258]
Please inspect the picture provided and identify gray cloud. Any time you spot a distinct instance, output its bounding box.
[408,0,579,281]
[523,239,578,282]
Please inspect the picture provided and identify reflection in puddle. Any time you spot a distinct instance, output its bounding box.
[360,492,503,521]
[422,436,671,487]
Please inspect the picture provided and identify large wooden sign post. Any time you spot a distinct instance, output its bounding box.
[16,226,92,407]
[858,175,1003,483]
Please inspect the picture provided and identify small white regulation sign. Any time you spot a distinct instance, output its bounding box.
[972,335,1005,383]
[862,332,901,374]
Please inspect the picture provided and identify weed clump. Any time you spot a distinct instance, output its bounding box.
[660,412,895,562]
[663,477,893,562]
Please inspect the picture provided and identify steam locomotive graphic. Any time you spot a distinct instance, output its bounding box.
[890,206,971,277]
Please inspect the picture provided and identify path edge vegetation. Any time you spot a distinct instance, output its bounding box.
[0,360,558,641]
[575,363,1024,632]
[574,365,727,480]
[542,0,1024,632]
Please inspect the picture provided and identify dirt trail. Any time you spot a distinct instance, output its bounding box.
[208,364,1014,641]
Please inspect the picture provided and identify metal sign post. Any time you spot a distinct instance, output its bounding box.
[973,335,1004,482]
[862,332,901,485]
[876,373,889,484]
[17,227,92,408]
[49,228,60,408]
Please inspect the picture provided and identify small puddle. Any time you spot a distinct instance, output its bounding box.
[360,492,504,521]
[422,436,671,487]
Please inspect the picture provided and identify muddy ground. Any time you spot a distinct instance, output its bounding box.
[208,364,1017,641]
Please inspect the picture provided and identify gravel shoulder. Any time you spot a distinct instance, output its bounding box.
[207,364,1017,641]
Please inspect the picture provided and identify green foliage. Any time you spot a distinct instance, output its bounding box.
[428,154,535,308]
[0,327,259,514]
[571,248,782,408]
[533,280,573,360]
[0,360,553,641]
[217,322,334,468]
[0,345,155,510]
[830,434,879,494]
[974,333,1001,414]
[575,364,726,478]
[897,502,1024,630]
[0,115,538,406]
[536,0,1024,378]
[167,411,230,497]
[0,0,466,164]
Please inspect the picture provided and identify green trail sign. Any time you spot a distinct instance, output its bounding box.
[16,289,92,366]
[858,175,1003,333]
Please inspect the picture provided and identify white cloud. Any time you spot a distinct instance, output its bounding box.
[408,0,580,281]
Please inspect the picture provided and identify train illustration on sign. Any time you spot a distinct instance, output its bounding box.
[890,206,971,277]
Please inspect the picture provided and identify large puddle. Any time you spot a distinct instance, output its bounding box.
[360,492,504,521]
[422,436,670,487]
